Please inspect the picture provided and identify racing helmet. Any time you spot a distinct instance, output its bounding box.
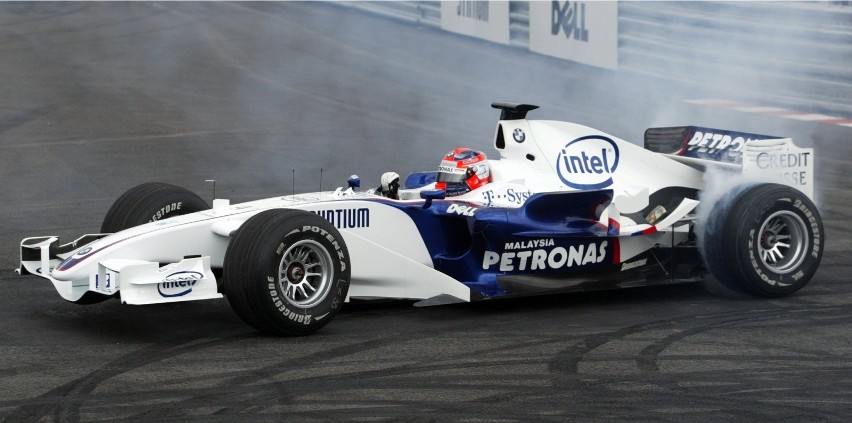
[435,148,491,196]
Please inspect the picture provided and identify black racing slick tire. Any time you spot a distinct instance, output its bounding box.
[702,183,823,297]
[101,182,209,233]
[222,209,350,336]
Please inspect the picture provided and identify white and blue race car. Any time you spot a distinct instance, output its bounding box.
[16,103,824,335]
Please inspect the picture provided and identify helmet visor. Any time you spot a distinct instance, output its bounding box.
[437,160,467,183]
[437,171,467,184]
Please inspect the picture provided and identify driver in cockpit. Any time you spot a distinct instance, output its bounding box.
[376,147,491,200]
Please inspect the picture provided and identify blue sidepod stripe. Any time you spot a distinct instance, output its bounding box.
[364,191,619,298]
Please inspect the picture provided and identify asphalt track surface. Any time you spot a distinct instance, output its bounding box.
[0,2,849,422]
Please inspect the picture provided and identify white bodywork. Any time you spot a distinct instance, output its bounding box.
[19,194,471,304]
[17,115,814,306]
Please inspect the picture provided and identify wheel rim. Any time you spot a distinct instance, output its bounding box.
[757,211,808,274]
[278,240,333,308]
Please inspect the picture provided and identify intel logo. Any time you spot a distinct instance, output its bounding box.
[157,271,203,298]
[556,135,619,190]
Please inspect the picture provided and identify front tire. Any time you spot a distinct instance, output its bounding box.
[702,183,823,297]
[80,183,207,304]
[223,209,350,336]
[101,182,209,233]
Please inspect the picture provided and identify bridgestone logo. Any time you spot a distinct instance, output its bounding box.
[268,282,312,325]
[794,199,820,259]
[621,258,647,271]
[150,202,182,222]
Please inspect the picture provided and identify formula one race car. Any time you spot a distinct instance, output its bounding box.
[16,103,824,335]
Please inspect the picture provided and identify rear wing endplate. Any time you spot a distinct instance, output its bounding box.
[644,126,814,200]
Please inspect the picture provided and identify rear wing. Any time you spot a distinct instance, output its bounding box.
[644,126,814,199]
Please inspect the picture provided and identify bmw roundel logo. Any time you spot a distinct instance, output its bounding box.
[513,128,525,143]
[75,247,93,257]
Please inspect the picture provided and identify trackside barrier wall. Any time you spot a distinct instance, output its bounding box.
[337,1,852,116]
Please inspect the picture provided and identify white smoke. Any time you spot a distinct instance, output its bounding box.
[691,165,761,296]
[693,167,751,257]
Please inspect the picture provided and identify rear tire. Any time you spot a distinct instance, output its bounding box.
[702,183,823,297]
[101,182,209,233]
[223,209,350,336]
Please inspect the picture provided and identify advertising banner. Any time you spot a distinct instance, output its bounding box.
[441,1,510,45]
[528,1,618,69]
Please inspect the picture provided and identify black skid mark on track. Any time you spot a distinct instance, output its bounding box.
[126,336,417,419]
[633,307,838,372]
[105,305,851,422]
[4,330,255,422]
[549,306,843,379]
[6,320,479,421]
[110,320,574,421]
[138,320,561,419]
[544,305,852,421]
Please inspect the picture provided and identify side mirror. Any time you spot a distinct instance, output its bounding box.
[420,190,446,209]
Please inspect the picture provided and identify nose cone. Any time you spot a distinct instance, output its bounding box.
[52,246,100,282]
[51,260,93,283]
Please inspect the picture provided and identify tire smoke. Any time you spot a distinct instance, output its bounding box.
[693,166,756,265]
